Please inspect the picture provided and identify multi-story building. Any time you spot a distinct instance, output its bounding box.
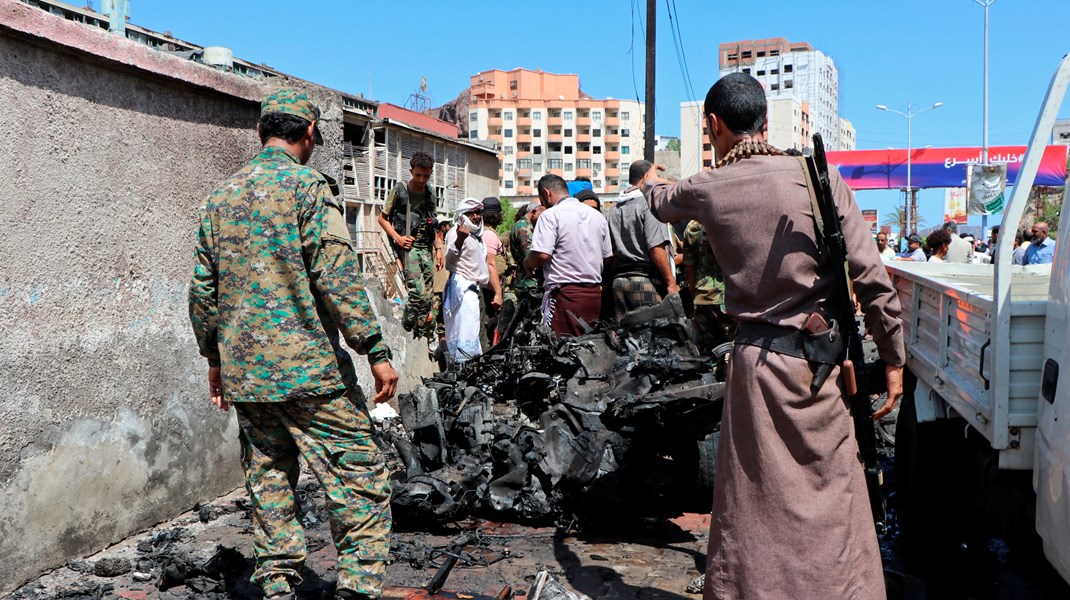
[837,118,857,151]
[767,97,811,153]
[467,68,645,195]
[719,37,841,150]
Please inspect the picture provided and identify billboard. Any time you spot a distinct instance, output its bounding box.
[860,209,879,233]
[944,188,968,224]
[826,145,1068,190]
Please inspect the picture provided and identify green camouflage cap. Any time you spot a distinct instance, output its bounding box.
[261,87,323,144]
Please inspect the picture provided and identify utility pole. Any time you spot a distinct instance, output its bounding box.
[974,0,997,234]
[644,0,656,162]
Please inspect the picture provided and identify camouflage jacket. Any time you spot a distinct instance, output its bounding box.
[682,219,725,307]
[508,216,536,289]
[189,146,390,403]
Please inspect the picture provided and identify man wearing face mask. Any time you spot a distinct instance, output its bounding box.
[443,198,490,363]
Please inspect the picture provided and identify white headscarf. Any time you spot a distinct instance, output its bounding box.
[454,197,484,237]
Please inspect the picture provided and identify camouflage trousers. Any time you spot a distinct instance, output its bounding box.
[235,391,392,597]
[693,303,734,355]
[401,246,436,340]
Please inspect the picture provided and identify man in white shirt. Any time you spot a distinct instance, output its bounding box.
[524,174,613,337]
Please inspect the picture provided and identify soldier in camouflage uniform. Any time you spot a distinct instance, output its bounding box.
[377,152,441,342]
[189,88,398,600]
[682,219,734,354]
[495,202,539,338]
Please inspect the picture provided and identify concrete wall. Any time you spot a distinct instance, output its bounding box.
[0,2,435,592]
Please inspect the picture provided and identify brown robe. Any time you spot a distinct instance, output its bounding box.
[645,155,905,600]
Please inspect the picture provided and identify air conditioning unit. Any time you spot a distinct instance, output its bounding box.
[511,92,518,98]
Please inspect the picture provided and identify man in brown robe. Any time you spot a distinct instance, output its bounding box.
[644,73,905,600]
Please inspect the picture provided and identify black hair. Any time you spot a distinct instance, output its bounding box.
[537,174,568,198]
[703,73,767,135]
[927,229,952,253]
[574,176,592,183]
[258,113,313,144]
[628,160,652,185]
[943,221,959,233]
[410,151,434,170]
[483,210,503,227]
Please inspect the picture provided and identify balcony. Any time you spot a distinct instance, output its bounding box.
[488,116,502,127]
[548,116,563,127]
[576,150,592,160]
[517,132,532,144]
[517,116,532,127]
[605,116,620,127]
[605,133,620,143]
[605,149,620,160]
[575,168,593,179]
[518,186,533,195]
[606,167,621,177]
[577,116,592,127]
[470,81,497,99]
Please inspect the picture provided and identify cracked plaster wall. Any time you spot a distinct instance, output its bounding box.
[0,15,435,592]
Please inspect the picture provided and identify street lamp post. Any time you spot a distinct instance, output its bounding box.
[974,0,997,234]
[876,101,944,240]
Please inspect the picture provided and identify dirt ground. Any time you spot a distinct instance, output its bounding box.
[9,476,709,600]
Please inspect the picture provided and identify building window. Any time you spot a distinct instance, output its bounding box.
[564,128,573,137]
[533,129,542,137]
[784,64,793,73]
[565,162,573,171]
[578,159,591,169]
[533,111,542,121]
[594,180,603,188]
[505,163,514,172]
[771,84,779,91]
[621,111,630,119]
[469,111,478,122]
[518,159,532,169]
[533,146,542,155]
[622,146,630,154]
[593,111,602,122]
[770,49,780,56]
[757,70,766,76]
[505,112,514,121]
[785,80,794,89]
[593,129,602,137]
[564,145,573,154]
[564,110,573,120]
[548,159,563,169]
[504,146,514,155]
[621,128,630,137]
[771,68,779,75]
[534,161,542,171]
[505,128,513,138]
[505,180,514,189]
[593,146,602,154]
[510,80,518,90]
[741,51,751,58]
[470,131,478,139]
[743,67,751,74]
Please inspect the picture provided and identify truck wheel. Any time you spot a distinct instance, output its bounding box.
[695,430,720,511]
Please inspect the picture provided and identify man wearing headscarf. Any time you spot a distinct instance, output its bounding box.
[442,198,490,363]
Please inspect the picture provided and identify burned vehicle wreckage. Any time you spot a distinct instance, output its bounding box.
[381,293,731,525]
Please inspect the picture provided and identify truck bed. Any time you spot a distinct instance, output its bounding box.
[886,262,1051,469]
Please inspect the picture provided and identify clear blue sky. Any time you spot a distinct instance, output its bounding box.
[126,0,1068,232]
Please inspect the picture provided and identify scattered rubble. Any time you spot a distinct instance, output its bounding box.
[386,293,727,526]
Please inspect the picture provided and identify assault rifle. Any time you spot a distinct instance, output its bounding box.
[803,133,889,533]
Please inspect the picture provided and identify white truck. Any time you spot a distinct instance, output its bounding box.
[885,54,1070,585]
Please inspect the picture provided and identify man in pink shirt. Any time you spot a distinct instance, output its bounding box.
[524,174,613,337]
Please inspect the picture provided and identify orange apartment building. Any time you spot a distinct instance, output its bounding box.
[467,68,645,195]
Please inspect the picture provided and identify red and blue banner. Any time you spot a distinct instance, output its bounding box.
[826,145,1068,191]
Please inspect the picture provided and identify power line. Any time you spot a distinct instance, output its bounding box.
[664,0,702,128]
[628,0,642,104]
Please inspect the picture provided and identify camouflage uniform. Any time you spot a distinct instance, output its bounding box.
[496,216,536,337]
[383,184,437,341]
[189,89,392,598]
[682,219,733,354]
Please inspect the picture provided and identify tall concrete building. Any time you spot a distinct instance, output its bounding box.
[468,68,645,195]
[838,118,857,151]
[719,38,841,150]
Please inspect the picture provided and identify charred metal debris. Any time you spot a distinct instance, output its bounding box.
[382,294,728,525]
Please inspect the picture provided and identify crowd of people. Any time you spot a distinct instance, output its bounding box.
[384,155,735,365]
[188,81,1058,600]
[885,220,1057,265]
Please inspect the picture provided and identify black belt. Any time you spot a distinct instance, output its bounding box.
[734,321,841,366]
